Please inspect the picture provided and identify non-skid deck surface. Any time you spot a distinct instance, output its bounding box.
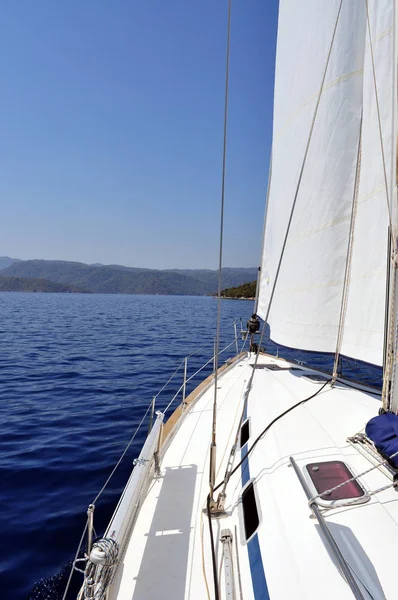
[109,353,398,600]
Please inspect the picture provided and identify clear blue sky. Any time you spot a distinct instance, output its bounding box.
[0,0,278,269]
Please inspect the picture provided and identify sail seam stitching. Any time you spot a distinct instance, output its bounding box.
[275,69,363,139]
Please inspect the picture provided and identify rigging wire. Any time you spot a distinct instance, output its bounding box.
[207,2,342,594]
[209,0,232,503]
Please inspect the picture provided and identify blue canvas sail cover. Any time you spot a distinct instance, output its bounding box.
[366,413,398,469]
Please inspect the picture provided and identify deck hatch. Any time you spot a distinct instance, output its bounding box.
[242,482,259,541]
[306,461,365,500]
[240,419,250,447]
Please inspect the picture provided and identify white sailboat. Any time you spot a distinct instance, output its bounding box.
[67,1,398,598]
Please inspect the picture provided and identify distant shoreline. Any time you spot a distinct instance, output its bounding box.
[218,280,257,300]
[219,296,254,301]
[0,258,257,296]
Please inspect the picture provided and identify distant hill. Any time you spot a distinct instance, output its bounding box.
[165,267,258,291]
[1,259,257,295]
[0,260,207,295]
[0,256,22,270]
[221,281,257,299]
[0,276,86,293]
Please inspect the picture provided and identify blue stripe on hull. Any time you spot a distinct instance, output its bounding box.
[240,402,270,599]
[247,534,270,600]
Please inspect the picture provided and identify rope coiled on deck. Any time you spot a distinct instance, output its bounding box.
[79,538,119,600]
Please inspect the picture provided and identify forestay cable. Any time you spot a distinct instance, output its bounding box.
[209,0,232,505]
[206,2,232,599]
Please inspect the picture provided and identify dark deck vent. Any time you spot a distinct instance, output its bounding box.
[242,482,260,541]
[240,419,250,447]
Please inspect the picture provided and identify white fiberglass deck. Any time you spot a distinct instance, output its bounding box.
[109,353,398,600]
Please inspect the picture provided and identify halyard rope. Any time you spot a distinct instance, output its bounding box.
[78,539,118,600]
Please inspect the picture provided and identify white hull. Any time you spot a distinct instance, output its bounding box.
[102,352,397,600]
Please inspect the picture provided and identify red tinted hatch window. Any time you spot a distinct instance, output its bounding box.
[306,461,365,500]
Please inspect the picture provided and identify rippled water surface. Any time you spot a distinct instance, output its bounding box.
[0,294,251,599]
[0,293,382,600]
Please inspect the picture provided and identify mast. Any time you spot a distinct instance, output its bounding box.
[382,0,398,413]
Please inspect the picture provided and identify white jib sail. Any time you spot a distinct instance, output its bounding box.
[257,0,396,366]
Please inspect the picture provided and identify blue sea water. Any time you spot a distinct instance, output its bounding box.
[0,293,382,600]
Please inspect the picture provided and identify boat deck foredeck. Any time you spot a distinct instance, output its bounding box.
[109,353,398,600]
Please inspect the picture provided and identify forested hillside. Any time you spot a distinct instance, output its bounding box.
[0,259,257,295]
[220,281,257,299]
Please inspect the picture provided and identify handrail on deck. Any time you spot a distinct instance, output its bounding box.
[161,329,247,417]
[233,317,244,353]
[289,457,366,600]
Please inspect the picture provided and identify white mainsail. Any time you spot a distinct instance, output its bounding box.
[257,0,396,367]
